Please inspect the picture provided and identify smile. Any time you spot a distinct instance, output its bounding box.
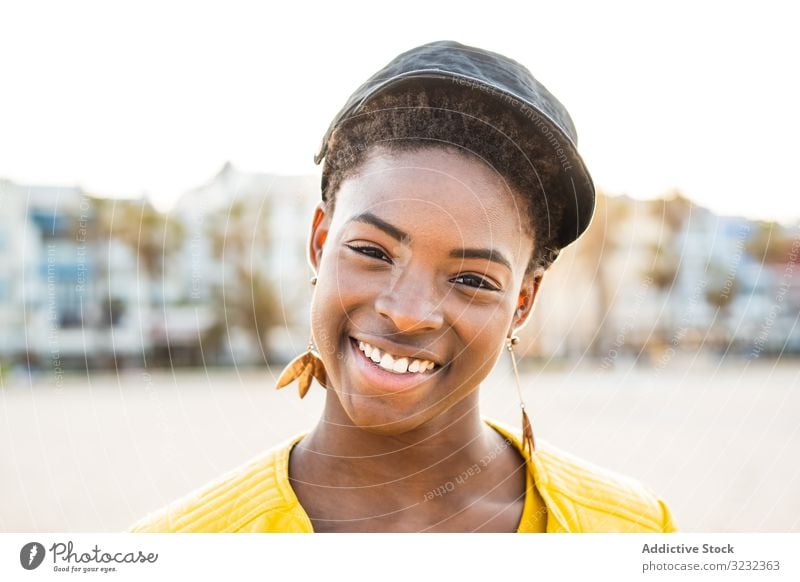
[356,340,436,374]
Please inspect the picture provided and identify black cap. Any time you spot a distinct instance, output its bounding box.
[314,40,595,250]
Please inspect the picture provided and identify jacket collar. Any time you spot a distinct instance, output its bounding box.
[483,417,573,532]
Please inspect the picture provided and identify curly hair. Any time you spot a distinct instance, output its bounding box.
[319,81,569,273]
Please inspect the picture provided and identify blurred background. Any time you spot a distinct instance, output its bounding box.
[1,0,798,532]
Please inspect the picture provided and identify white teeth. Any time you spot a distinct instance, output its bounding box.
[392,357,409,373]
[378,352,395,370]
[356,339,437,374]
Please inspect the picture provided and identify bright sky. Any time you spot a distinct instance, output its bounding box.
[1,0,797,222]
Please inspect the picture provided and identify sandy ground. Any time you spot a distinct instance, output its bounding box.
[1,356,798,532]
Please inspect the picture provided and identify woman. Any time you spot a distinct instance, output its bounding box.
[130,41,676,533]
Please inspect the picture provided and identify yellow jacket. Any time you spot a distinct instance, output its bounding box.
[129,418,677,533]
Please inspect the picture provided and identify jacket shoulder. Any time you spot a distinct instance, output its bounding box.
[534,440,677,532]
[128,433,310,533]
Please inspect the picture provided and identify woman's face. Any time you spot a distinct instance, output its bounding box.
[308,146,540,435]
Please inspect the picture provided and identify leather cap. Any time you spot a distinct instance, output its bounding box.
[314,40,595,250]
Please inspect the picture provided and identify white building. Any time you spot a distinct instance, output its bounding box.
[172,163,321,363]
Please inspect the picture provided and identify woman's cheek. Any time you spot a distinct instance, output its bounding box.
[310,260,373,359]
[309,295,341,361]
[330,254,387,303]
[461,322,507,372]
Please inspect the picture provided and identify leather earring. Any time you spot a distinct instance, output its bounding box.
[275,337,328,398]
[506,334,536,455]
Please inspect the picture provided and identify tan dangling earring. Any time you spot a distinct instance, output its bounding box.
[274,337,328,398]
[507,334,536,455]
[274,273,327,398]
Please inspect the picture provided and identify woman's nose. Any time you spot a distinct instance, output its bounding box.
[373,269,444,333]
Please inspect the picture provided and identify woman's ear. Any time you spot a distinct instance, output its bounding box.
[511,270,545,332]
[308,202,330,272]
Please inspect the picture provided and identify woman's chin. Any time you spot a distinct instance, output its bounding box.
[337,394,432,436]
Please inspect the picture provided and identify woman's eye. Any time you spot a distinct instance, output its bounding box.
[345,243,392,263]
[452,274,499,291]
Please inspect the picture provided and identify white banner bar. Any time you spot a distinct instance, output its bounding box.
[1,533,798,581]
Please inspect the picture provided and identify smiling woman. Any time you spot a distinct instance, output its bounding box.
[129,40,676,533]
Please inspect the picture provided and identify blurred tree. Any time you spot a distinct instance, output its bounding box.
[94,198,185,366]
[95,198,185,276]
[704,271,737,313]
[647,241,681,290]
[660,190,693,232]
[645,191,693,347]
[704,264,738,348]
[207,199,281,362]
[646,191,692,290]
[746,221,797,265]
[576,191,631,357]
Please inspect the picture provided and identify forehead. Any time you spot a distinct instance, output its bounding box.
[331,147,529,244]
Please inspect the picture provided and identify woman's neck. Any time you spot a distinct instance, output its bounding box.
[296,389,502,496]
[288,390,529,532]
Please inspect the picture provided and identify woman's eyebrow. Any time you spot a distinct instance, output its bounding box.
[450,248,512,271]
[348,212,409,242]
[347,212,511,270]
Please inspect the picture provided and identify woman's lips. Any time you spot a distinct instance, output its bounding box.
[348,337,437,393]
